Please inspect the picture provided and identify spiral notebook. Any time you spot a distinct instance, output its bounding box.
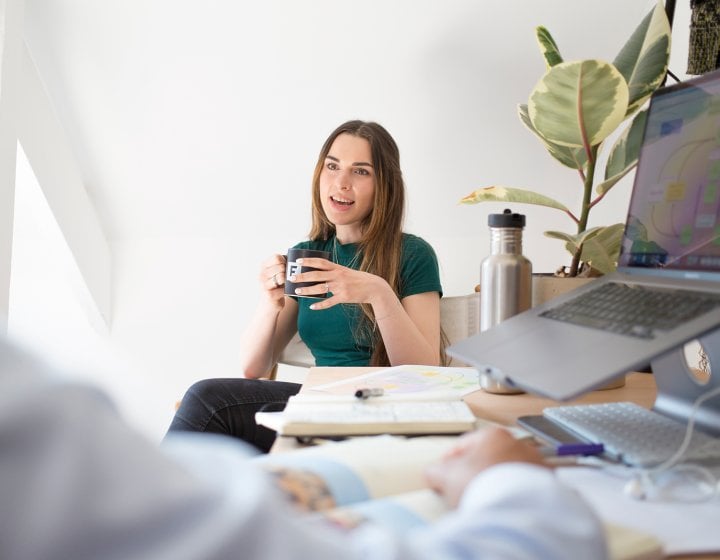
[257,365,482,437]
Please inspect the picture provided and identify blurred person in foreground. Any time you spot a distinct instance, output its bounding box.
[0,336,607,560]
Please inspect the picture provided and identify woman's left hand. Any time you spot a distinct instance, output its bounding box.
[287,257,391,309]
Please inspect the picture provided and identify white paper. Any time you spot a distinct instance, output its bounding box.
[556,466,720,555]
[309,365,481,397]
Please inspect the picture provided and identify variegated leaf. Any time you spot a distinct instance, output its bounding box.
[529,60,629,148]
[579,223,625,273]
[460,186,570,213]
[595,109,647,196]
[612,1,671,116]
[546,226,603,248]
[535,26,563,68]
[545,230,580,253]
[518,104,586,170]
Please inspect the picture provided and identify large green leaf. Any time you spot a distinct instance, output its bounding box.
[535,26,563,68]
[579,223,625,273]
[593,164,636,200]
[545,227,604,254]
[613,1,671,116]
[460,186,570,213]
[603,109,647,180]
[518,104,587,170]
[528,60,630,148]
[544,225,623,272]
[595,109,647,196]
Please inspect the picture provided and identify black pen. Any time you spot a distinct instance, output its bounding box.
[354,387,384,399]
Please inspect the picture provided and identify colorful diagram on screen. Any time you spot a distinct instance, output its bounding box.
[620,84,720,271]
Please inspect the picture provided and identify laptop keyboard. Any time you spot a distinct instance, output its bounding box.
[539,282,720,339]
[543,402,720,467]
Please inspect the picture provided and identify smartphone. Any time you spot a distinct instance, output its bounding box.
[516,414,593,447]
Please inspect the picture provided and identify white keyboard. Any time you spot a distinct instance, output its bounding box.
[543,402,720,467]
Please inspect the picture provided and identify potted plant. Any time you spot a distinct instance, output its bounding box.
[460,1,672,279]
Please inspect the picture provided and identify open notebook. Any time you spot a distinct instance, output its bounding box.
[256,365,482,437]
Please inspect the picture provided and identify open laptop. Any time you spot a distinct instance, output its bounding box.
[448,69,720,401]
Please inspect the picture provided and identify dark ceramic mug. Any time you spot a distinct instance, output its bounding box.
[284,248,331,298]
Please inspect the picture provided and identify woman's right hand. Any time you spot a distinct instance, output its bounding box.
[259,254,287,308]
[424,427,546,508]
[240,254,298,378]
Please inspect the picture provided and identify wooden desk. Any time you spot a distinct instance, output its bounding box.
[272,368,656,452]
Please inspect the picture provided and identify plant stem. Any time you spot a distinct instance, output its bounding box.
[570,144,599,277]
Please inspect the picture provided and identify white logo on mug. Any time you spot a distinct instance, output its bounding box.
[287,261,302,278]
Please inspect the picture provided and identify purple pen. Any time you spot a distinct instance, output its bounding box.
[553,443,604,456]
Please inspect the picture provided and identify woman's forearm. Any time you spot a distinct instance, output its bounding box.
[239,300,298,378]
[239,304,282,378]
[372,287,441,366]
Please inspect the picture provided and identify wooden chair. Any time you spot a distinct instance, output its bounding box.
[439,292,481,366]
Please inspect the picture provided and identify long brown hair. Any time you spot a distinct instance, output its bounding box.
[308,120,405,366]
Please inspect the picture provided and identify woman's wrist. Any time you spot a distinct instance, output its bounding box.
[260,289,286,310]
[370,278,402,321]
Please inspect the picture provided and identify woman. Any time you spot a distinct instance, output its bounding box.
[168,120,444,451]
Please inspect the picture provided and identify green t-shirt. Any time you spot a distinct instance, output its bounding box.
[292,233,442,366]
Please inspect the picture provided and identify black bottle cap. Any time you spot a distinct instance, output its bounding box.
[488,208,525,228]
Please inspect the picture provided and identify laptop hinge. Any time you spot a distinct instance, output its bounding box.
[651,327,720,437]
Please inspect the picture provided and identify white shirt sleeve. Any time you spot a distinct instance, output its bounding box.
[0,339,608,560]
[408,463,609,560]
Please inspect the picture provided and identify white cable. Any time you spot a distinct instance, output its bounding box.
[625,383,720,501]
[649,383,720,475]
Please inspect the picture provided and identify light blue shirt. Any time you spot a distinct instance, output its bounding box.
[0,338,607,560]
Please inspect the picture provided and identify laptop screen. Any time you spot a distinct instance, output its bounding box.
[618,70,720,279]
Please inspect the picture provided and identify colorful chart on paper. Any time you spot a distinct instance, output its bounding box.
[310,365,480,397]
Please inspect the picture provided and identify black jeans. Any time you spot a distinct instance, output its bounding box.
[167,378,301,453]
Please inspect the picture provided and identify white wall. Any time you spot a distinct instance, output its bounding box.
[0,0,24,330]
[14,0,691,439]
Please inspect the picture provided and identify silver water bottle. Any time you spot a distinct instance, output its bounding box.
[479,209,532,394]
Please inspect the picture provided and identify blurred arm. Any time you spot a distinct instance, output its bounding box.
[0,339,606,560]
